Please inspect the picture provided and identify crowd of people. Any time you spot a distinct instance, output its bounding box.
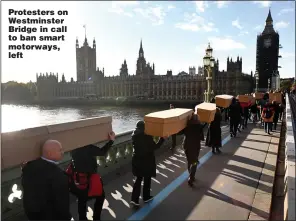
[20,91,287,220]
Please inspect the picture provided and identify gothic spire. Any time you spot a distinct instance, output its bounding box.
[139,39,143,54]
[262,8,275,34]
[266,8,273,23]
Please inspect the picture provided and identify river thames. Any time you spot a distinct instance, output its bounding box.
[1,104,163,133]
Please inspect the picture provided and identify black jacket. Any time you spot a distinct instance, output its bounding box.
[229,102,242,120]
[21,158,71,220]
[179,114,204,163]
[71,140,114,173]
[206,110,222,148]
[131,128,164,177]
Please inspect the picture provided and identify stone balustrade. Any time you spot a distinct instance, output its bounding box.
[1,123,183,220]
[284,94,295,221]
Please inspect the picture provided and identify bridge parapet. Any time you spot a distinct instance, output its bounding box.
[284,93,296,220]
[1,122,182,221]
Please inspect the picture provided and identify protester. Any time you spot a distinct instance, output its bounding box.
[21,140,71,220]
[261,103,274,134]
[279,103,283,121]
[179,109,204,186]
[271,101,280,130]
[250,102,258,123]
[130,121,166,206]
[206,107,222,154]
[169,104,177,151]
[242,105,250,129]
[69,131,115,221]
[259,93,269,126]
[228,98,242,137]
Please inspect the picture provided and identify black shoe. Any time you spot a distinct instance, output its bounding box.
[143,196,154,203]
[230,133,233,137]
[188,178,194,187]
[216,148,221,154]
[130,200,140,206]
[212,149,216,154]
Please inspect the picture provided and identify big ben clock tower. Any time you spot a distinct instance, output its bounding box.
[255,9,281,90]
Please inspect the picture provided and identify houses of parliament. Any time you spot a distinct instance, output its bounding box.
[35,10,281,101]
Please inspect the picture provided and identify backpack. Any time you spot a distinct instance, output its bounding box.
[65,161,103,197]
[264,107,272,119]
[65,161,90,196]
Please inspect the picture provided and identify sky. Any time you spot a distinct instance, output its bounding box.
[1,1,295,83]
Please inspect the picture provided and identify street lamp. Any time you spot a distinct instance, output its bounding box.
[203,43,215,102]
[268,78,270,91]
[255,71,259,92]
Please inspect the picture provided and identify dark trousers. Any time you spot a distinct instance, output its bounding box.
[131,176,151,202]
[273,117,279,130]
[78,192,105,221]
[243,116,248,128]
[279,112,282,120]
[171,134,176,149]
[185,148,200,180]
[187,162,197,180]
[230,118,239,135]
[264,122,272,133]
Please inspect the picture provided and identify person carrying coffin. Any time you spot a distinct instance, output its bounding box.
[21,140,72,220]
[205,98,223,154]
[67,131,115,221]
[271,100,280,131]
[178,109,204,186]
[228,98,242,137]
[169,104,177,151]
[261,103,274,134]
[130,121,167,206]
[206,107,222,154]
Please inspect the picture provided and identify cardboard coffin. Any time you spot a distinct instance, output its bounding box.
[269,93,282,104]
[1,116,112,169]
[144,108,193,137]
[253,92,264,100]
[251,97,256,105]
[238,95,251,103]
[195,102,216,123]
[215,95,233,108]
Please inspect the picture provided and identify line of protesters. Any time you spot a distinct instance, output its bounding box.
[21,93,285,220]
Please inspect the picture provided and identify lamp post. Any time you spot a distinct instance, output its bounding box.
[203,43,215,102]
[255,71,259,92]
[268,78,270,91]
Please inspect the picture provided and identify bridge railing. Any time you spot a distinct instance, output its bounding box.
[1,127,183,220]
[284,93,296,221]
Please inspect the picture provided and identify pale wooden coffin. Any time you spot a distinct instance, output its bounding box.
[251,97,256,105]
[195,102,216,123]
[1,116,112,169]
[238,95,251,103]
[269,93,282,104]
[215,94,233,108]
[144,108,193,137]
[253,92,264,100]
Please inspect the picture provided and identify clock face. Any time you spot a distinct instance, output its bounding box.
[264,38,271,48]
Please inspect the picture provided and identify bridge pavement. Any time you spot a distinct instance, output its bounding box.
[5,122,281,221]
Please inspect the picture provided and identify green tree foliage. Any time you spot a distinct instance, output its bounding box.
[1,81,34,101]
[280,80,293,91]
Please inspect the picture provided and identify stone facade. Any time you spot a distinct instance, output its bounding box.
[36,39,254,101]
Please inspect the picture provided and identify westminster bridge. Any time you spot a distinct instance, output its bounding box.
[1,94,295,221]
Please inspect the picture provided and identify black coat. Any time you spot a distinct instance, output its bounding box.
[179,115,204,164]
[131,129,164,177]
[229,102,242,120]
[21,158,71,220]
[71,141,114,173]
[206,111,222,148]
